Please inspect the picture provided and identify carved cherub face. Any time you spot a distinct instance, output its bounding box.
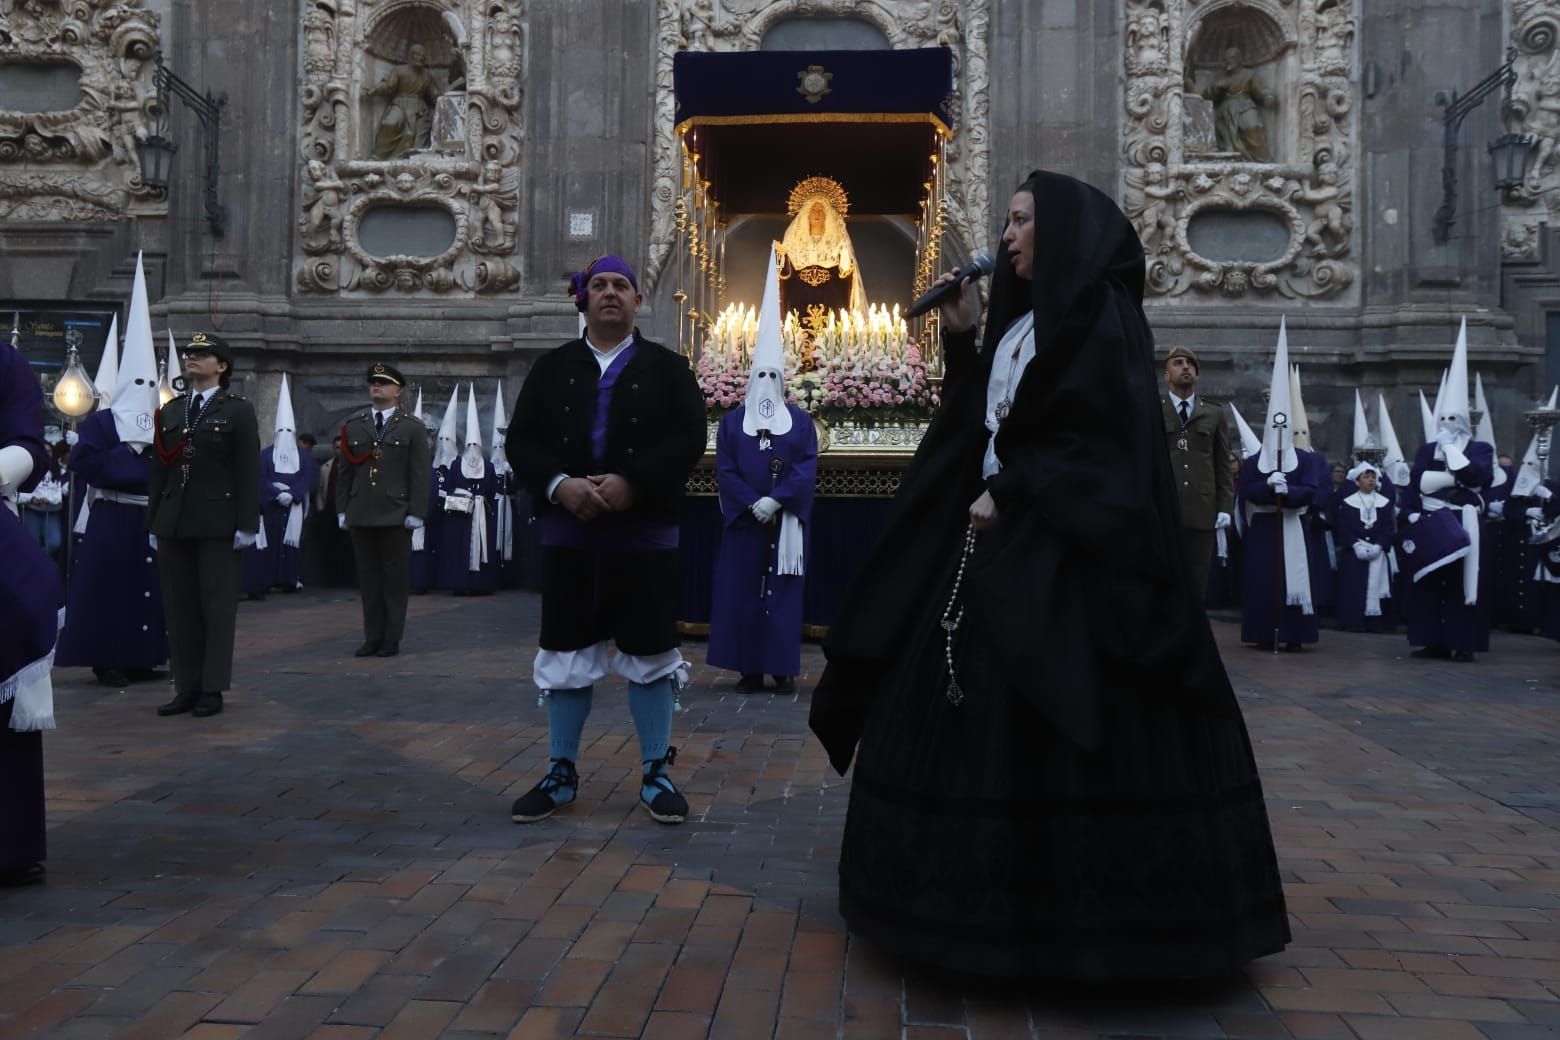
[395,171,416,193]
[482,161,501,184]
[1318,162,1339,185]
[1145,162,1165,184]
[307,159,325,180]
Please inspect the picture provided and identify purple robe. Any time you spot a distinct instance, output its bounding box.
[708,405,818,677]
[242,446,316,594]
[55,409,167,669]
[1,340,60,871]
[411,464,441,593]
[433,459,499,592]
[1402,440,1495,654]
[1335,491,1397,632]
[1237,451,1321,646]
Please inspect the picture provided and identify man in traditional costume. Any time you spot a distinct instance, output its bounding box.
[809,170,1288,978]
[1,316,64,886]
[1161,345,1233,601]
[243,375,315,599]
[148,332,261,718]
[508,254,707,825]
[336,362,431,657]
[56,254,168,687]
[709,247,819,693]
[1335,462,1396,632]
[1238,320,1321,650]
[1400,320,1496,662]
[777,177,866,323]
[433,385,499,595]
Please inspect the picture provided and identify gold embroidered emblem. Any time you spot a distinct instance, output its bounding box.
[798,266,832,288]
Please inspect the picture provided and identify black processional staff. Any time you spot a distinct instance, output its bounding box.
[1270,410,1288,656]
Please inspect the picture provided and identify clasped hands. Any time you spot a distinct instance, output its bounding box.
[750,496,782,524]
[556,474,634,521]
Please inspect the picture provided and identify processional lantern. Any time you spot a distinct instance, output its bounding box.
[52,329,97,419]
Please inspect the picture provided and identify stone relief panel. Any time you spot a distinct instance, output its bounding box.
[1502,0,1560,259]
[0,0,163,220]
[1121,0,1358,300]
[293,0,525,297]
[645,0,990,291]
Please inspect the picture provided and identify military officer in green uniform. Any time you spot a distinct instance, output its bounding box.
[336,362,431,657]
[1162,345,1235,602]
[147,332,261,718]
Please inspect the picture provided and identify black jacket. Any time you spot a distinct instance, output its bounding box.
[511,332,707,523]
[147,389,261,540]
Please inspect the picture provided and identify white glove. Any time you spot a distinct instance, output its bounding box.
[1420,470,1457,494]
[452,487,473,497]
[0,445,34,492]
[337,513,347,529]
[1352,540,1374,561]
[750,496,782,523]
[1435,426,1459,448]
[403,515,424,530]
[65,429,79,446]
[1214,512,1232,530]
[1265,472,1288,495]
[272,481,289,492]
[1488,500,1505,519]
[1441,442,1469,471]
[1537,485,1554,502]
[1408,512,1422,525]
[233,530,258,550]
[276,491,294,507]
[1529,506,1547,521]
[148,534,157,551]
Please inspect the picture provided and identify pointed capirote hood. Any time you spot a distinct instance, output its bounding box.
[460,382,485,479]
[1289,364,1313,451]
[1474,372,1497,448]
[1419,389,1437,446]
[413,388,424,423]
[743,244,792,437]
[94,312,120,408]
[1229,402,1262,459]
[110,254,158,446]
[491,380,509,471]
[1352,389,1371,451]
[1377,393,1411,487]
[1513,386,1559,497]
[272,373,300,474]
[434,390,460,468]
[1258,317,1298,474]
[1438,318,1472,432]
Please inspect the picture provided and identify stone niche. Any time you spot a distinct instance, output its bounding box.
[294,0,526,298]
[0,0,164,222]
[1121,0,1358,301]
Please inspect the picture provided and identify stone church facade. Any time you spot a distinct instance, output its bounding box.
[2,0,1558,457]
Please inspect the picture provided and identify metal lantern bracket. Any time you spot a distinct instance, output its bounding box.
[145,49,228,237]
[1431,46,1525,245]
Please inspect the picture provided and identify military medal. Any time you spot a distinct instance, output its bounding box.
[1177,435,1189,451]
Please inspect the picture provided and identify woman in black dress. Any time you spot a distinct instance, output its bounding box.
[809,170,1289,979]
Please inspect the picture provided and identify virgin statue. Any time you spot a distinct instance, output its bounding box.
[777,177,867,326]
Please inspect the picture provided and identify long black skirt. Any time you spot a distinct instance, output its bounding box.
[838,547,1290,979]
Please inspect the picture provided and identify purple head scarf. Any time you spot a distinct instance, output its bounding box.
[569,255,639,313]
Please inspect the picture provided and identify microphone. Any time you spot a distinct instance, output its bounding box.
[904,252,996,318]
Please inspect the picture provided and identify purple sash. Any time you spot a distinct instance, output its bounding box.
[592,343,637,468]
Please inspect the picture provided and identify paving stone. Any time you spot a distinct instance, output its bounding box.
[1,595,1555,1039]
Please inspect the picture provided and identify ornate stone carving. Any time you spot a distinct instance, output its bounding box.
[293,0,526,297]
[1121,0,1359,301]
[645,0,991,292]
[1502,0,1560,258]
[0,0,162,219]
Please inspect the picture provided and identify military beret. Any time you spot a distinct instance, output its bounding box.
[366,362,406,386]
[1165,345,1199,371]
[185,331,232,365]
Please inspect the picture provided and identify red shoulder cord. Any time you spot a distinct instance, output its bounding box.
[338,421,373,465]
[151,402,187,467]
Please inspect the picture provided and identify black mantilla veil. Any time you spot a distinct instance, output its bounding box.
[810,169,1237,771]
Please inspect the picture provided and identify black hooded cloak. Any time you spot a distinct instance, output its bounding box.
[808,171,1289,979]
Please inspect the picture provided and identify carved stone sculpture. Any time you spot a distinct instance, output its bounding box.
[1121,0,1358,301]
[0,0,162,219]
[1505,3,1560,257]
[293,1,527,297]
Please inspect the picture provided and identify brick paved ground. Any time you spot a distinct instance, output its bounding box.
[2,589,1558,1039]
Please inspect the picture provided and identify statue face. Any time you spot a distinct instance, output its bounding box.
[409,44,427,68]
[1222,47,1242,72]
[808,202,825,235]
